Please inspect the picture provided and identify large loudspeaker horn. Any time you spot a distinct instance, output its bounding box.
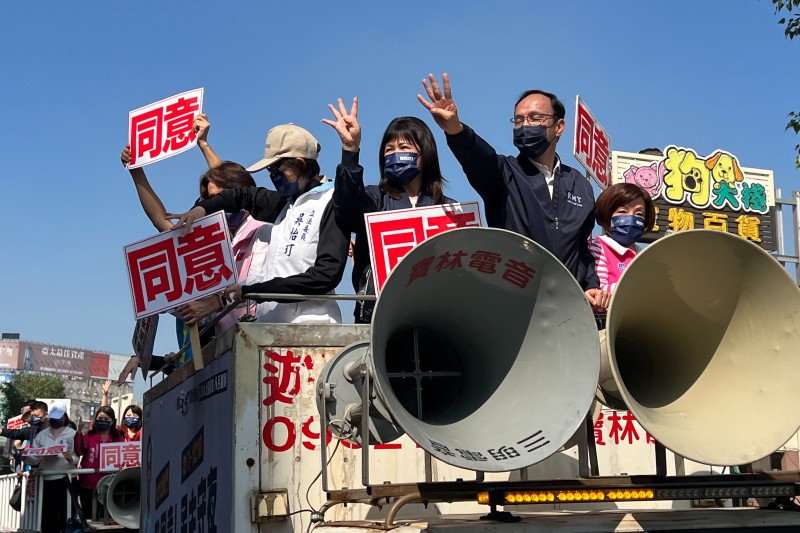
[600,230,800,466]
[106,467,141,530]
[319,227,600,471]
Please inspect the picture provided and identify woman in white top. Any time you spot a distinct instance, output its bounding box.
[24,402,78,533]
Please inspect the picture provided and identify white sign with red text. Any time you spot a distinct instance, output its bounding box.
[124,212,237,319]
[23,445,66,456]
[99,441,142,472]
[574,95,612,189]
[7,414,24,430]
[365,202,482,292]
[127,88,204,169]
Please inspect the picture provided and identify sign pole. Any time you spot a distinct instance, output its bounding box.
[190,323,204,370]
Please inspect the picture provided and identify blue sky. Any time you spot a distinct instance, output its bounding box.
[1,2,798,399]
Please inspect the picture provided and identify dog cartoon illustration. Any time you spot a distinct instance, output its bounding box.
[663,146,711,206]
[622,162,663,198]
[705,150,744,188]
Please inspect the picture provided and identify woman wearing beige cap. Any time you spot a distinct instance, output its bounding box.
[171,123,349,323]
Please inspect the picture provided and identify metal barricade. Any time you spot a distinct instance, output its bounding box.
[0,472,22,530]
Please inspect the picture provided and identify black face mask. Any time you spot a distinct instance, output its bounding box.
[31,415,43,426]
[513,125,552,159]
[49,418,65,429]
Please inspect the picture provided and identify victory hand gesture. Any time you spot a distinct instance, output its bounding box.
[418,73,462,136]
[321,97,361,152]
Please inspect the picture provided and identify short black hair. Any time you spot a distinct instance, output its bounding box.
[515,90,566,120]
[29,401,48,413]
[638,147,663,156]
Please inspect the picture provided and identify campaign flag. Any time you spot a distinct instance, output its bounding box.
[574,95,612,189]
[127,88,204,168]
[100,441,142,471]
[124,212,237,319]
[365,202,482,293]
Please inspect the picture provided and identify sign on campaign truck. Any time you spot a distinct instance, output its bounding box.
[365,202,482,292]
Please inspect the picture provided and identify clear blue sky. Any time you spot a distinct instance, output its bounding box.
[1,2,798,399]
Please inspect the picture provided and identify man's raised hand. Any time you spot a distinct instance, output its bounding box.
[321,97,361,152]
[418,73,462,136]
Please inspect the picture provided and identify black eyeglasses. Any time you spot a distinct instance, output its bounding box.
[510,112,556,127]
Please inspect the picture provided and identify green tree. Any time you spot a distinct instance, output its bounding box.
[772,0,800,167]
[0,372,66,424]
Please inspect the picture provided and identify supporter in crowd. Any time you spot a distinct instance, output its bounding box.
[419,73,608,309]
[588,182,656,305]
[121,405,143,442]
[23,401,77,533]
[2,400,49,443]
[120,114,266,364]
[170,124,349,324]
[323,97,454,322]
[75,406,124,517]
[8,411,31,470]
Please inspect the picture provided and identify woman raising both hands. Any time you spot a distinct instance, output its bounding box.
[322,97,455,323]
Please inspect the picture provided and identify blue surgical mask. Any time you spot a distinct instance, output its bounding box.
[513,125,551,160]
[608,214,645,246]
[30,416,43,426]
[49,418,64,429]
[94,420,112,431]
[225,210,247,229]
[383,152,420,185]
[271,171,300,199]
[124,417,141,428]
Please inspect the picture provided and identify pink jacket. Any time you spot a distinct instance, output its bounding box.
[588,235,639,293]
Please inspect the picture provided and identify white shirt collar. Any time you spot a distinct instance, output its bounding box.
[598,234,639,256]
[531,156,561,199]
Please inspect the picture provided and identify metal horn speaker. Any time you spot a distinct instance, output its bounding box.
[599,230,800,466]
[106,466,141,529]
[319,227,600,471]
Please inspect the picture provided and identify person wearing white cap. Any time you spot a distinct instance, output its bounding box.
[171,124,349,323]
[24,401,77,533]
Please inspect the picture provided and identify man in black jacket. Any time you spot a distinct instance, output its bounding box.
[2,401,48,442]
[418,74,608,308]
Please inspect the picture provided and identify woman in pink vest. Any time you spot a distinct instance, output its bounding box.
[75,406,124,518]
[588,183,656,316]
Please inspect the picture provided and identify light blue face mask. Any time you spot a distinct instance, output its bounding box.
[608,214,645,246]
[383,152,420,185]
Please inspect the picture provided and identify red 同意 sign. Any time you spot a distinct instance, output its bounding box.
[23,445,66,456]
[573,95,612,189]
[364,202,482,292]
[127,88,204,169]
[124,212,237,319]
[99,441,142,471]
[7,414,24,430]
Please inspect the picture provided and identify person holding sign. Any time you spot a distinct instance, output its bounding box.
[120,122,266,364]
[588,183,656,306]
[74,406,124,518]
[24,402,77,533]
[322,97,454,323]
[170,124,349,323]
[419,74,608,309]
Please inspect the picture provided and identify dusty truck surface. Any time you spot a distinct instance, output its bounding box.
[142,224,800,533]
